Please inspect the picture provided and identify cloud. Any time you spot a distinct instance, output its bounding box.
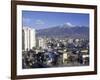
[23,18,30,23]
[22,18,31,26]
[35,19,44,25]
[65,22,74,27]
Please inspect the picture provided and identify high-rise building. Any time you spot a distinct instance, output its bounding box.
[22,27,36,51]
[37,37,47,49]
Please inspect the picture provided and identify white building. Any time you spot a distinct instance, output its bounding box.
[22,27,36,51]
[37,37,47,49]
[68,38,74,43]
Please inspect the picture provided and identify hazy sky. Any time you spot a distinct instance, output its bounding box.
[22,11,89,30]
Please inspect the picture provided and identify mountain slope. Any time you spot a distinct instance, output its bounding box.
[36,25,89,39]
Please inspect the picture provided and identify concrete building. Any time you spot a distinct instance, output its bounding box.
[22,27,36,51]
[37,37,47,49]
[62,50,71,64]
[68,38,74,43]
[81,49,89,65]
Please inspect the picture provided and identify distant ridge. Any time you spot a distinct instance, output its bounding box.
[36,24,89,39]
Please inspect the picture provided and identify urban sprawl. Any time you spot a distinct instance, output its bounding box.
[22,27,89,69]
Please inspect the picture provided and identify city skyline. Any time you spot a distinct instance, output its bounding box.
[22,11,89,30]
[22,11,89,69]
